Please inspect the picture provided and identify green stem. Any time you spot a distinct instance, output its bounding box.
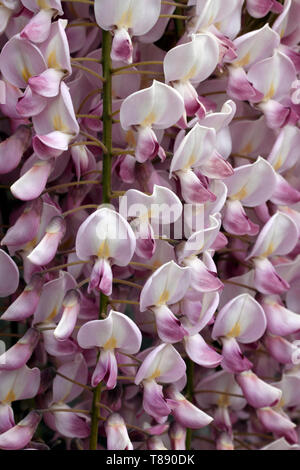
[185,358,194,450]
[101,30,112,204]
[89,381,102,449]
[89,29,112,451]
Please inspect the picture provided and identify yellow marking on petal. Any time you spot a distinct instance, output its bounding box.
[278,396,285,408]
[239,142,253,156]
[47,49,60,69]
[182,64,197,82]
[152,260,162,270]
[261,242,274,258]
[37,0,49,9]
[103,336,117,351]
[207,14,215,26]
[217,394,230,407]
[264,82,275,101]
[233,52,251,69]
[149,368,161,381]
[21,66,31,83]
[118,8,133,29]
[183,153,197,170]
[227,322,241,338]
[280,28,285,39]
[157,290,170,305]
[97,239,110,259]
[3,390,16,404]
[24,237,37,253]
[273,154,283,171]
[125,129,136,147]
[46,306,58,322]
[53,114,68,132]
[141,111,156,128]
[230,186,248,201]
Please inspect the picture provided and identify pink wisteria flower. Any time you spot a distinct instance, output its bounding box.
[0,0,300,453]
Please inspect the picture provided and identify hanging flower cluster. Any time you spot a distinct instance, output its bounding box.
[0,0,300,451]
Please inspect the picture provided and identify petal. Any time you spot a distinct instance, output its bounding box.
[262,297,300,336]
[220,336,253,373]
[28,69,64,97]
[0,250,19,297]
[166,385,213,429]
[91,349,118,389]
[111,310,142,353]
[183,257,224,292]
[173,81,206,117]
[223,199,259,236]
[54,289,81,341]
[253,258,290,295]
[259,99,292,129]
[42,329,78,357]
[257,408,297,444]
[111,28,133,64]
[177,214,221,260]
[230,24,280,70]
[39,19,71,74]
[212,293,267,343]
[170,124,216,173]
[247,211,299,259]
[120,80,184,130]
[270,173,300,205]
[32,81,79,138]
[201,151,233,179]
[11,160,53,201]
[1,276,42,322]
[77,317,113,349]
[88,258,113,295]
[105,413,133,450]
[0,328,39,371]
[236,370,282,408]
[0,404,14,434]
[52,353,88,403]
[246,0,283,18]
[20,9,53,43]
[135,343,186,385]
[135,126,159,163]
[0,126,31,175]
[0,365,40,402]
[94,0,161,36]
[247,50,296,101]
[264,334,299,365]
[33,271,76,325]
[143,379,173,421]
[0,411,41,450]
[0,35,46,88]
[153,305,187,344]
[27,216,65,266]
[33,131,71,158]
[227,66,264,101]
[75,207,136,265]
[197,99,236,132]
[224,157,276,207]
[177,169,216,204]
[50,403,90,439]
[184,333,222,368]
[120,184,182,224]
[164,33,219,84]
[139,260,191,310]
[268,125,300,173]
[16,86,48,117]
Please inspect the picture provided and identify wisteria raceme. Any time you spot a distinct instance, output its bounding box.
[0,0,300,453]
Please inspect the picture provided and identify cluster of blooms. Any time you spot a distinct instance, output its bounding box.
[0,0,300,451]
